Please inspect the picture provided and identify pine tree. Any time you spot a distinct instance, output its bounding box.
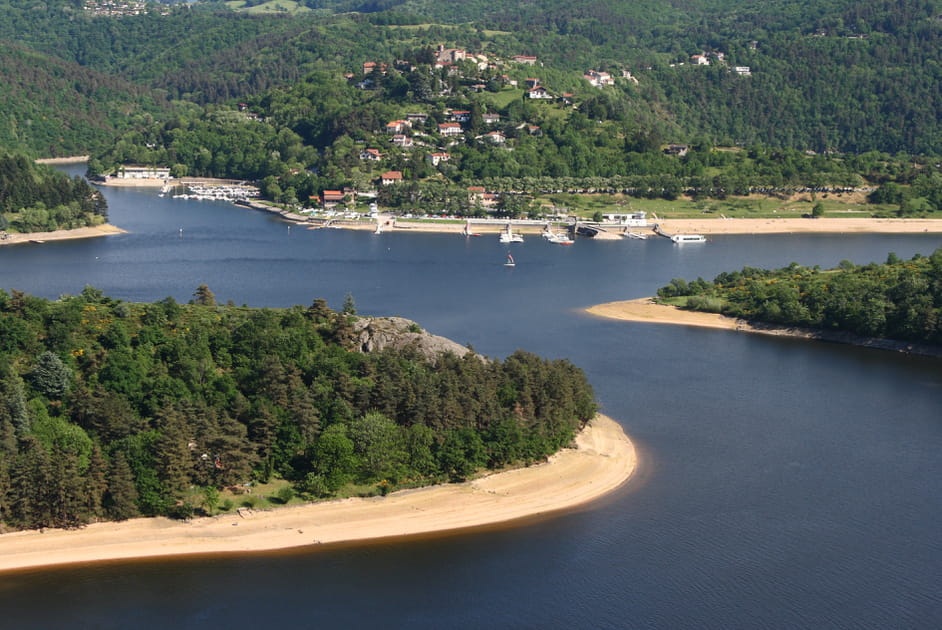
[8,436,52,529]
[84,443,108,521]
[193,284,217,306]
[104,451,139,521]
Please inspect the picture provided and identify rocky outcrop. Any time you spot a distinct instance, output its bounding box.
[352,317,476,360]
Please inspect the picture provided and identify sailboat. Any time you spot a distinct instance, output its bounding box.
[504,252,516,267]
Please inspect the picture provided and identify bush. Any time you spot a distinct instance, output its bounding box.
[686,295,724,313]
[272,485,295,504]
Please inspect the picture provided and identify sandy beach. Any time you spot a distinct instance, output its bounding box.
[95,177,169,187]
[34,156,91,165]
[312,216,942,236]
[587,297,743,329]
[648,217,942,235]
[0,414,636,573]
[0,224,127,247]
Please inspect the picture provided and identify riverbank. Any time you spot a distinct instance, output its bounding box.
[309,215,942,236]
[650,217,942,234]
[95,177,168,187]
[34,156,90,165]
[0,414,636,573]
[0,224,126,247]
[587,298,942,358]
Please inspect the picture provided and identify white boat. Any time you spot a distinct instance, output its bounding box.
[546,232,574,245]
[624,231,648,240]
[499,226,524,243]
[671,234,707,243]
[504,253,516,267]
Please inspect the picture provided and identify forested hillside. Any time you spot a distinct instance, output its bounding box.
[0,0,940,156]
[0,289,596,530]
[0,42,170,157]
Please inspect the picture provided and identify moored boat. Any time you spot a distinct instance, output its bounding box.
[671,234,707,243]
[500,225,524,243]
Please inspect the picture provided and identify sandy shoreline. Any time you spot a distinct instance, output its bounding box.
[649,217,942,234]
[587,298,743,330]
[297,216,942,235]
[587,298,942,357]
[0,224,127,247]
[0,414,636,573]
[34,156,90,165]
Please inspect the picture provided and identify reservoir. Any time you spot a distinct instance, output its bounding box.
[1,168,941,628]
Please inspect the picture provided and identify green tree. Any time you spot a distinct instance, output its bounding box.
[104,450,140,521]
[342,293,357,316]
[309,423,356,492]
[193,284,217,306]
[29,351,73,400]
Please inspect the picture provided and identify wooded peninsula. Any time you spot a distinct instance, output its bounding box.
[0,288,597,532]
[656,248,942,346]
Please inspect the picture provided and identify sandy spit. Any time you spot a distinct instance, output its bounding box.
[0,224,126,247]
[0,414,636,573]
[587,297,743,330]
[586,298,942,358]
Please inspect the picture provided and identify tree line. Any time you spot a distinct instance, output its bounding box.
[0,288,597,530]
[657,248,942,344]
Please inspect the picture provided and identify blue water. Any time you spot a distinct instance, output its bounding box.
[1,170,941,629]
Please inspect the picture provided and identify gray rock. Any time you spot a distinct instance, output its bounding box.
[352,317,478,360]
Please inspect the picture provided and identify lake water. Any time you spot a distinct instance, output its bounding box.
[1,169,941,628]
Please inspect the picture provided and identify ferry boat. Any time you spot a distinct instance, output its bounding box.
[671,234,707,243]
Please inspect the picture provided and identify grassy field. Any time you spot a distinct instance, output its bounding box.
[225,0,312,14]
[481,88,525,110]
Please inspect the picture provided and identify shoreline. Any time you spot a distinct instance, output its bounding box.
[0,224,127,247]
[0,414,636,574]
[34,155,90,165]
[646,217,942,235]
[587,298,942,358]
[306,215,942,236]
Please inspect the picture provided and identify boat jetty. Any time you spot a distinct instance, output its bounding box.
[172,179,261,202]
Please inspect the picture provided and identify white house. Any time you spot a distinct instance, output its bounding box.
[438,122,463,136]
[117,166,171,179]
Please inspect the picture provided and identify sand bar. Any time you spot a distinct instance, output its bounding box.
[0,224,126,248]
[0,414,636,573]
[587,298,743,330]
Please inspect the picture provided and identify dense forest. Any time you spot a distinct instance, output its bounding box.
[0,154,108,233]
[657,248,942,344]
[0,289,597,531]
